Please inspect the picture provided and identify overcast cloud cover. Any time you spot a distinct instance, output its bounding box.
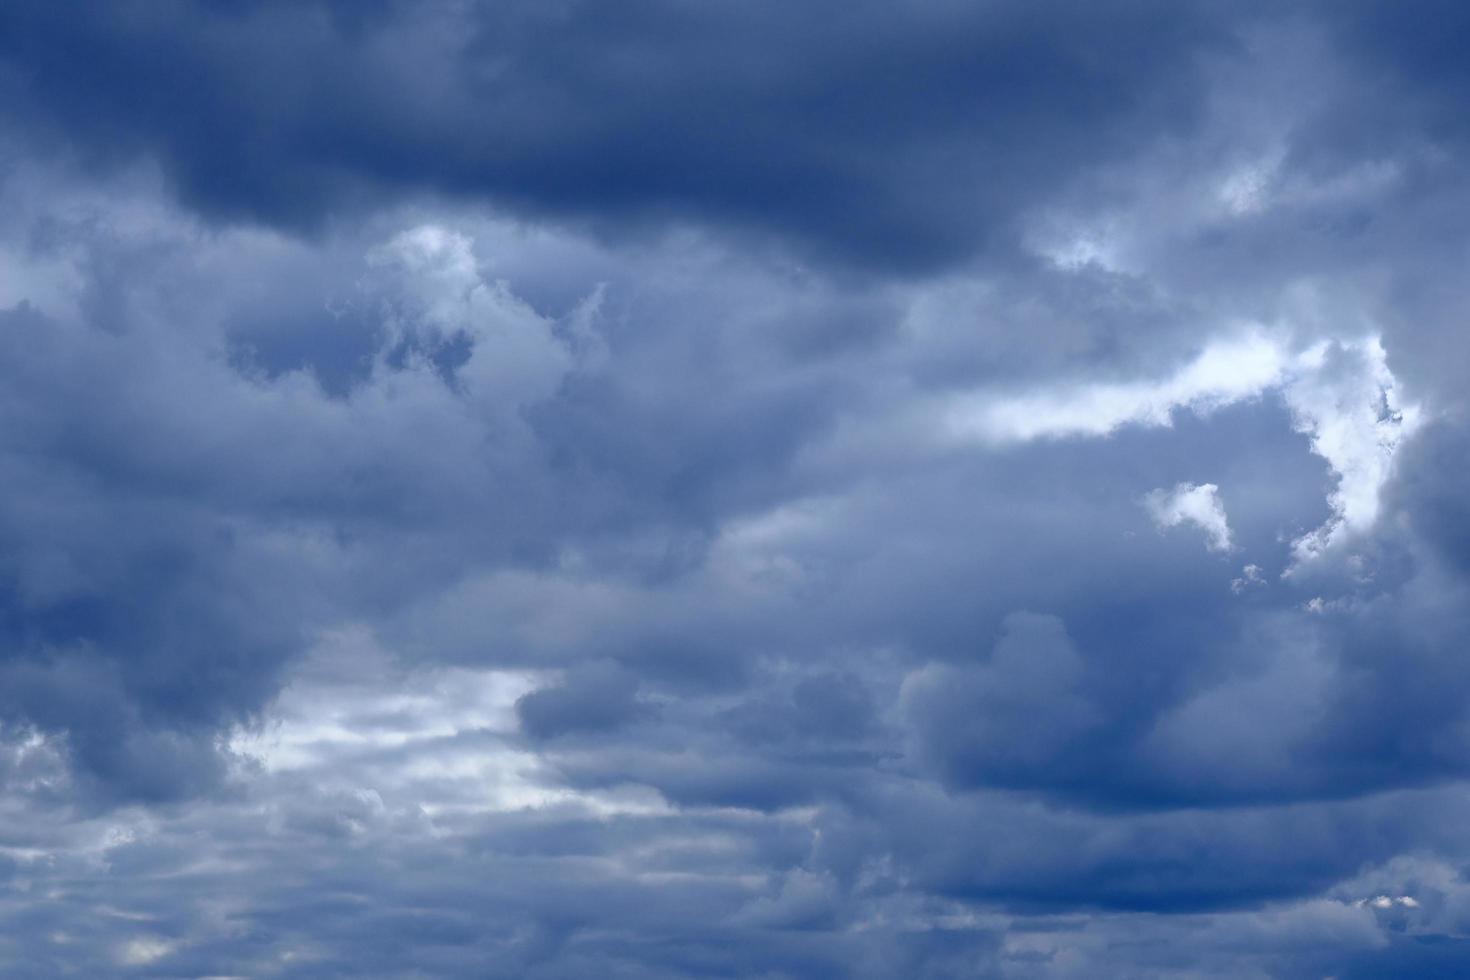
[2,1,1470,976]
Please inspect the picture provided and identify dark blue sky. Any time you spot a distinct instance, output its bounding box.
[2,2,1470,977]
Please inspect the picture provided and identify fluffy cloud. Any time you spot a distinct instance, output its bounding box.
[1146,481,1236,553]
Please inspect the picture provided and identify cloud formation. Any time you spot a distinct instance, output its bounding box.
[1146,482,1236,553]
[1,2,1470,977]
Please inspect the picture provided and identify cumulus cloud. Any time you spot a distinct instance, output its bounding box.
[1146,481,1236,553]
[1232,563,1267,592]
[366,224,574,413]
[1282,336,1422,564]
[947,329,1420,570]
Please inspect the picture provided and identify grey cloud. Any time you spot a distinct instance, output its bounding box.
[4,3,1470,975]
[516,661,651,740]
[903,612,1101,787]
[0,0,1240,272]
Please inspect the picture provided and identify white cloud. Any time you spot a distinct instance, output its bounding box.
[945,330,1287,443]
[1217,153,1282,216]
[1281,336,1420,565]
[1145,482,1235,553]
[1231,563,1267,593]
[366,224,575,414]
[227,627,666,819]
[118,937,174,966]
[945,329,1421,567]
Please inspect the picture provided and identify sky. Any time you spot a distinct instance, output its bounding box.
[2,2,1470,977]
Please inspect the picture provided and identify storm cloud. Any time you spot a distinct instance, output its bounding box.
[2,2,1470,977]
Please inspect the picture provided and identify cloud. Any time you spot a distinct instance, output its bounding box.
[1232,563,1267,592]
[1146,481,1236,553]
[946,330,1289,443]
[0,0,1237,271]
[902,612,1102,790]
[947,330,1421,569]
[117,937,175,968]
[1282,336,1422,564]
[365,225,573,413]
[0,184,1460,973]
[4,3,1470,975]
[516,662,652,741]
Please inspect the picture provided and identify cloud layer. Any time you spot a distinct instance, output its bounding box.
[2,2,1470,977]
